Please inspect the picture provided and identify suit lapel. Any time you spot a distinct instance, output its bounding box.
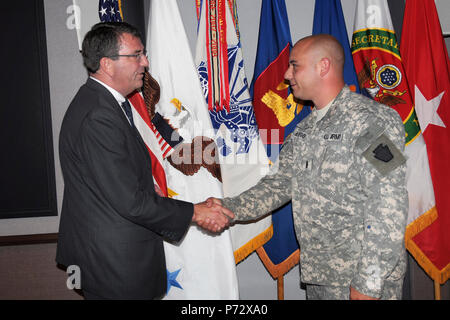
[85,78,152,163]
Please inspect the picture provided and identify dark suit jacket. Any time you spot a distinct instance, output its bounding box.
[56,78,193,299]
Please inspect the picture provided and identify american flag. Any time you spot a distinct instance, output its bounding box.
[98,0,123,22]
[128,92,171,197]
[149,114,178,159]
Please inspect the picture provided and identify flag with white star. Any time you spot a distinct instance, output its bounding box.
[401,0,450,286]
[98,0,123,22]
[71,0,124,50]
[148,0,239,299]
[351,0,437,286]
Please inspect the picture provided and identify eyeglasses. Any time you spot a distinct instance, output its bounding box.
[107,50,148,61]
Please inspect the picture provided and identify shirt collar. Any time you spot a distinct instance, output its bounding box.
[90,76,126,105]
[313,97,335,124]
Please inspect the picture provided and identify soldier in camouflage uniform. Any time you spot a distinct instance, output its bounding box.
[213,34,408,300]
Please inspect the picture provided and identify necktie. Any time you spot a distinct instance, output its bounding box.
[121,99,135,127]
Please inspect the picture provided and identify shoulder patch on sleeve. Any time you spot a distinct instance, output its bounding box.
[356,124,406,176]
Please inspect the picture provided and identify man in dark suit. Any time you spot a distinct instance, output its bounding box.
[56,22,233,300]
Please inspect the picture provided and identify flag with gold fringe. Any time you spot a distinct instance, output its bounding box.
[351,0,437,285]
[140,0,239,299]
[250,0,311,281]
[195,0,272,263]
[313,0,360,93]
[400,0,450,285]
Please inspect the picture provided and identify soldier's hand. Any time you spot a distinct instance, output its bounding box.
[192,200,235,233]
[205,197,223,208]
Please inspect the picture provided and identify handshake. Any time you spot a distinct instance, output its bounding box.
[192,197,234,233]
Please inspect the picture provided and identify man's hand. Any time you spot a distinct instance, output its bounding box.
[350,286,378,300]
[192,199,235,233]
[205,197,223,208]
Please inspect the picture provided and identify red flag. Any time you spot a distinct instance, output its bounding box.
[400,0,450,283]
[128,92,168,197]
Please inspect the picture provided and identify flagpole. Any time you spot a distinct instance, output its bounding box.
[434,280,441,300]
[277,276,284,300]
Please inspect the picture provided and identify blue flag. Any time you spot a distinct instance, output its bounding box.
[251,0,310,279]
[313,0,360,93]
[98,0,123,22]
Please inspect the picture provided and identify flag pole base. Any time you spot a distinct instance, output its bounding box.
[277,276,284,300]
[435,279,441,300]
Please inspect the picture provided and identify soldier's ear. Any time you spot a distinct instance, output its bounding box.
[319,57,331,77]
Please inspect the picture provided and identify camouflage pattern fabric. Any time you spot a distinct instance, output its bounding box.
[222,86,408,299]
[305,276,403,300]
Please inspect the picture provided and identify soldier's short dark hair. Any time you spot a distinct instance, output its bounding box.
[81,21,142,74]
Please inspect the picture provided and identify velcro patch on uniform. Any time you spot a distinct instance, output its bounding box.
[360,133,406,176]
[354,123,385,154]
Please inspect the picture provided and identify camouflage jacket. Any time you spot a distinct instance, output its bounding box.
[222,86,408,298]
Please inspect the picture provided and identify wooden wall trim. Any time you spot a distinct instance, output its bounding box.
[0,233,58,246]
